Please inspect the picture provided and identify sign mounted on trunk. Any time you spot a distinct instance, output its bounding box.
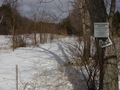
[94,23,109,38]
[99,37,112,48]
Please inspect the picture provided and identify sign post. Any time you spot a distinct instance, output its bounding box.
[94,22,112,90]
[16,65,18,90]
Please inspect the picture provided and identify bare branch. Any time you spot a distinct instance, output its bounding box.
[37,0,54,4]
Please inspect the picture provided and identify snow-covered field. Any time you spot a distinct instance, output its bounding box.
[0,35,119,90]
[0,35,87,90]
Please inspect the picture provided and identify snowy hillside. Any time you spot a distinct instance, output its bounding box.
[0,35,87,90]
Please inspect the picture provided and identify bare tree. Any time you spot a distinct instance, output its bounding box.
[68,0,118,90]
[1,0,22,50]
[79,0,118,90]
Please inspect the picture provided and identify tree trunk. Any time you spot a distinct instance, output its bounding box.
[103,0,118,90]
[0,15,4,24]
[82,0,118,89]
[103,45,118,90]
[40,22,44,44]
[40,33,43,43]
[34,32,37,45]
[79,0,91,60]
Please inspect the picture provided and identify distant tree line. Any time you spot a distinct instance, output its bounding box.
[0,3,58,35]
[59,10,120,37]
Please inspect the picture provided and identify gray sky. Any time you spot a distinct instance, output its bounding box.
[20,0,71,21]
[0,0,120,21]
[20,0,120,19]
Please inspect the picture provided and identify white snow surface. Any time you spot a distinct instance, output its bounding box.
[0,35,87,90]
[0,35,120,90]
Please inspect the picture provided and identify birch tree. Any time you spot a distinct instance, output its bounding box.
[71,0,118,89]
[80,0,118,89]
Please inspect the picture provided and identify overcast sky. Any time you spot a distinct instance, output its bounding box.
[0,0,120,21]
[20,0,71,21]
[20,0,120,19]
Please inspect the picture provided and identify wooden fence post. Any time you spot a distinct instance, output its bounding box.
[16,65,18,90]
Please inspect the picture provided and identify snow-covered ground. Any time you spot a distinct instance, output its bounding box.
[0,35,119,90]
[0,35,87,90]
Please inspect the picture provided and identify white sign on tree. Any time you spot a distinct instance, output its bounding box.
[94,23,109,38]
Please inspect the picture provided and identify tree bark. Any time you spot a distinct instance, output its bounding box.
[103,0,118,90]
[103,45,118,90]
[79,0,91,60]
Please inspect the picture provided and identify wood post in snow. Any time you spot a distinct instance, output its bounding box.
[16,65,18,90]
